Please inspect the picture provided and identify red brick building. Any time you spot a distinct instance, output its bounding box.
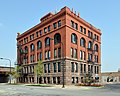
[17,6,101,85]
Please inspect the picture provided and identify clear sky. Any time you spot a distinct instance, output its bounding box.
[0,0,120,72]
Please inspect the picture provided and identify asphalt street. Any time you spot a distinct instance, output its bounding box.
[0,84,120,96]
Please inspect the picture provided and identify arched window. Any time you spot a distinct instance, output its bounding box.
[24,46,28,53]
[71,33,77,44]
[30,43,35,52]
[80,37,86,47]
[45,37,50,47]
[37,40,42,50]
[94,44,98,52]
[88,41,92,49]
[54,33,61,44]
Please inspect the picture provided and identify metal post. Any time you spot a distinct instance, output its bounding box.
[0,58,11,84]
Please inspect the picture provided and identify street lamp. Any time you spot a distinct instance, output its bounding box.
[0,57,11,84]
[50,38,65,88]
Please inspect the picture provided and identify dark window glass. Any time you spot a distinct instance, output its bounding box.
[48,25,50,32]
[58,47,61,58]
[53,63,56,72]
[71,33,77,44]
[39,30,42,36]
[80,38,86,47]
[58,20,61,27]
[37,41,42,50]
[88,41,92,50]
[44,64,47,73]
[45,37,50,47]
[39,52,42,60]
[54,33,61,44]
[84,64,86,73]
[44,27,47,33]
[71,48,74,58]
[71,20,74,28]
[75,63,78,72]
[48,63,50,73]
[80,64,83,73]
[36,32,38,37]
[75,23,78,30]
[30,44,35,52]
[88,53,92,61]
[94,44,98,52]
[54,49,57,58]
[24,46,28,53]
[80,50,82,60]
[71,62,74,72]
[53,23,57,29]
[80,26,83,32]
[58,62,61,72]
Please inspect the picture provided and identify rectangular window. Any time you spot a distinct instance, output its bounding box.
[45,51,47,60]
[71,62,74,72]
[71,20,74,28]
[48,63,50,73]
[88,30,91,37]
[94,66,96,74]
[80,64,83,73]
[75,63,78,72]
[44,64,47,73]
[71,48,74,58]
[97,36,99,41]
[80,50,82,60]
[58,62,61,72]
[91,65,93,73]
[88,65,90,72]
[80,26,83,32]
[83,28,86,34]
[39,30,42,36]
[48,50,51,59]
[58,47,61,58]
[83,51,86,60]
[97,66,99,74]
[75,23,78,30]
[94,34,97,40]
[36,32,38,37]
[54,49,57,58]
[74,49,77,58]
[88,53,92,61]
[53,22,57,29]
[30,34,34,40]
[48,25,50,32]
[39,52,42,60]
[58,20,61,27]
[84,64,86,73]
[44,27,47,33]
[53,63,56,72]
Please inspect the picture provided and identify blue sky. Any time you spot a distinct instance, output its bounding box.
[0,0,120,72]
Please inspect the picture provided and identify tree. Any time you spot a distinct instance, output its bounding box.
[11,65,22,83]
[34,60,43,84]
[84,71,94,85]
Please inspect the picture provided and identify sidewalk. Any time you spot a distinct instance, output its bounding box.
[51,84,95,90]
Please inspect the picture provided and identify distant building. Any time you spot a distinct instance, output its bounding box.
[101,71,120,84]
[17,6,101,85]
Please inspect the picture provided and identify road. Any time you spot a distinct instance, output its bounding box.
[0,84,120,96]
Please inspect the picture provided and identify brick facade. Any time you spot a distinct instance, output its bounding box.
[17,6,101,85]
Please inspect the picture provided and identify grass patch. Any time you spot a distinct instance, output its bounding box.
[26,84,52,87]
